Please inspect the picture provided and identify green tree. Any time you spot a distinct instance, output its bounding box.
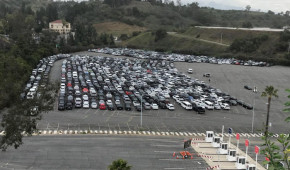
[245,5,251,12]
[261,86,278,135]
[154,29,167,42]
[242,21,253,28]
[261,133,289,170]
[283,89,290,122]
[108,159,131,170]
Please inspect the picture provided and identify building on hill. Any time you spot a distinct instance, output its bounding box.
[49,20,71,34]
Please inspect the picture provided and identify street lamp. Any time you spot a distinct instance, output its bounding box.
[140,94,143,128]
[251,92,256,133]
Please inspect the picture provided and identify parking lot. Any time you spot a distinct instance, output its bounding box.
[35,51,290,134]
[0,135,208,170]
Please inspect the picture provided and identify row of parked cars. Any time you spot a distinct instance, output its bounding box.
[57,54,253,114]
[89,48,272,67]
[21,54,70,115]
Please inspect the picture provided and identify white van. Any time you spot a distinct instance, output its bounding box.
[204,101,214,110]
[181,101,192,110]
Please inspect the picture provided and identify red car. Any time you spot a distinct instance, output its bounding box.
[99,103,106,110]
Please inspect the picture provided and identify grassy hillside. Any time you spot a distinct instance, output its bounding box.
[123,32,227,56]
[182,27,280,45]
[94,21,146,36]
[123,27,290,66]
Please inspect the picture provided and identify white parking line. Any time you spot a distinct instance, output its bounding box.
[159,159,180,161]
[154,151,175,153]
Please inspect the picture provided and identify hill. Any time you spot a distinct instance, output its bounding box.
[0,0,52,11]
[94,21,146,36]
[123,31,227,56]
[182,27,280,45]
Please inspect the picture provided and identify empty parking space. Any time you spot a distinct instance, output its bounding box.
[0,135,208,170]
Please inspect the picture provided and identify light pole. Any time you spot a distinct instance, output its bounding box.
[251,92,256,133]
[140,95,143,128]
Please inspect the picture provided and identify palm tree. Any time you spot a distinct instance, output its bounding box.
[261,86,278,135]
[108,159,131,170]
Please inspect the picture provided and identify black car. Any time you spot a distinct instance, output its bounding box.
[244,85,252,90]
[229,100,238,106]
[192,104,205,114]
[107,104,115,111]
[159,102,167,109]
[66,102,73,110]
[116,103,124,110]
[243,103,253,110]
[236,100,245,106]
[58,100,65,111]
[125,103,132,111]
[135,105,141,112]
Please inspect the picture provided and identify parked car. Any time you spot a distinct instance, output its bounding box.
[151,103,159,110]
[83,101,90,109]
[125,103,132,111]
[220,103,230,110]
[143,102,151,110]
[66,102,73,110]
[244,85,252,90]
[91,101,98,109]
[99,103,106,110]
[166,103,175,111]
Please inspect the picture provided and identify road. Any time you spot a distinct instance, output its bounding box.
[167,32,229,46]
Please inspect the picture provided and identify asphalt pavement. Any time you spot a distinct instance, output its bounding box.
[41,51,290,134]
[0,135,208,170]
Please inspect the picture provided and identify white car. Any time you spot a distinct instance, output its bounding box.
[172,95,179,100]
[176,98,185,104]
[214,103,221,110]
[166,103,175,111]
[83,101,90,109]
[82,95,89,101]
[60,83,66,89]
[133,101,140,107]
[91,102,98,109]
[163,93,170,99]
[106,100,113,105]
[220,103,230,110]
[151,103,159,110]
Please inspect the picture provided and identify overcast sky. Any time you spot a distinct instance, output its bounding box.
[182,0,290,13]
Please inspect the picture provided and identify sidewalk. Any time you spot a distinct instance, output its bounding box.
[191,137,266,170]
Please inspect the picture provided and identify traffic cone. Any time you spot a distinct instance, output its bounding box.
[173,152,176,157]
[176,155,179,159]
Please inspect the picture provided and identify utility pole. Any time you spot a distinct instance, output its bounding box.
[141,95,143,128]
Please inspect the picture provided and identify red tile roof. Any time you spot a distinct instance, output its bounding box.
[50,20,63,23]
